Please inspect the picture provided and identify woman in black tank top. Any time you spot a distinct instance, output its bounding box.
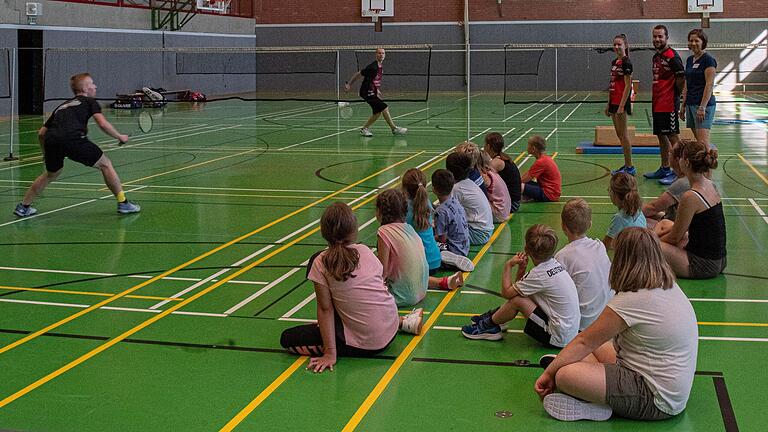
[656,140,725,279]
[483,132,522,211]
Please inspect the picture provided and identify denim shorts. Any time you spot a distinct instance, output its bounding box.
[685,104,716,130]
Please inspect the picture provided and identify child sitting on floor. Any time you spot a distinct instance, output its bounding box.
[279,202,423,373]
[521,135,561,202]
[480,150,512,222]
[446,152,494,245]
[604,172,646,250]
[461,224,580,347]
[555,199,613,332]
[376,189,463,308]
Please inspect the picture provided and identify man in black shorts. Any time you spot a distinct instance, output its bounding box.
[646,25,685,185]
[344,48,407,138]
[14,73,141,217]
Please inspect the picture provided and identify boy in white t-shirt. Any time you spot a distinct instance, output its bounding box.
[446,152,494,245]
[462,224,580,347]
[555,198,613,331]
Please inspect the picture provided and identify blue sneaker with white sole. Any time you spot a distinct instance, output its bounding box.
[611,165,636,176]
[462,317,503,341]
[644,166,671,179]
[13,203,37,218]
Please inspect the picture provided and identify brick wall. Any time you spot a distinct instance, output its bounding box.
[254,0,762,24]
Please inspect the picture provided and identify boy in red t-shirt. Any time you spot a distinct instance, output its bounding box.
[520,136,561,202]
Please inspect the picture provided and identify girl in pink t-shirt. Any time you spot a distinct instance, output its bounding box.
[280,202,423,373]
[480,151,512,222]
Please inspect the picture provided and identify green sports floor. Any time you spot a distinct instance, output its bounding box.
[0,92,766,431]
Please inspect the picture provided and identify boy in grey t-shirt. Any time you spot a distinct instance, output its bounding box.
[462,224,580,347]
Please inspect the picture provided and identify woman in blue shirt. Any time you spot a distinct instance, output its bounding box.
[680,29,716,147]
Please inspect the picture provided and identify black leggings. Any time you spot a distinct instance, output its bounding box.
[279,312,393,357]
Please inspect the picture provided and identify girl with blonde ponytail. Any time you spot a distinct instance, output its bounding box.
[603,172,646,250]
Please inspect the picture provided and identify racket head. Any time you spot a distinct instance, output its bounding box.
[138,111,153,133]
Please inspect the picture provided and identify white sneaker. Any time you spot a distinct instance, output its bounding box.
[543,393,612,421]
[400,308,423,335]
[360,127,373,137]
[392,126,407,135]
[440,250,475,272]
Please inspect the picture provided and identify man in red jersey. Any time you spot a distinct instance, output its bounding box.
[645,25,685,185]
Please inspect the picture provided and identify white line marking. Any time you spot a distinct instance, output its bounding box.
[281,293,317,319]
[502,127,516,137]
[278,317,318,323]
[503,94,554,121]
[545,128,558,140]
[432,325,523,334]
[699,336,768,342]
[503,128,533,152]
[0,266,267,286]
[748,198,768,224]
[223,266,305,315]
[562,93,591,122]
[540,94,578,122]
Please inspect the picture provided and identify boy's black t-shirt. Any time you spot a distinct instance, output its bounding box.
[44,95,102,141]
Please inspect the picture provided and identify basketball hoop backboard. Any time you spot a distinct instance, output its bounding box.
[687,0,723,13]
[362,0,394,19]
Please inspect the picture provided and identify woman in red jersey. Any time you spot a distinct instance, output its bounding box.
[606,34,635,176]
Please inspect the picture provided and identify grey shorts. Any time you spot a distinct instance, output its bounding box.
[687,252,727,279]
[604,363,673,421]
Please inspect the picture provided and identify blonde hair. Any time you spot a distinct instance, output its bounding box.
[479,150,493,171]
[525,224,558,261]
[320,202,360,282]
[528,135,546,152]
[69,73,92,95]
[401,168,431,231]
[455,141,482,172]
[561,198,592,235]
[609,227,675,292]
[610,172,642,216]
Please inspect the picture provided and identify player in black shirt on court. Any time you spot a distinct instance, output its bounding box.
[14,73,141,217]
[344,48,408,138]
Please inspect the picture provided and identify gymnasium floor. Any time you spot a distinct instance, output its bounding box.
[0,92,765,431]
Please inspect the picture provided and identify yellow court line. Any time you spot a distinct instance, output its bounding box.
[341,217,513,432]
[219,357,308,432]
[698,321,768,327]
[737,153,768,186]
[0,285,181,302]
[0,151,423,360]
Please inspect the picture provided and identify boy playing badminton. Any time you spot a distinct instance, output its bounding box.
[13,73,141,217]
[344,48,408,137]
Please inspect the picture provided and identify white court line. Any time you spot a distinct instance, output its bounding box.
[502,127,516,137]
[540,93,578,122]
[432,325,524,334]
[546,128,558,140]
[281,293,317,319]
[748,198,768,224]
[524,105,553,122]
[278,317,317,323]
[562,93,592,122]
[503,127,534,152]
[561,195,768,201]
[0,185,147,228]
[277,107,430,151]
[689,298,768,304]
[0,266,267,286]
[699,336,768,343]
[0,298,227,318]
[503,94,554,121]
[223,266,305,315]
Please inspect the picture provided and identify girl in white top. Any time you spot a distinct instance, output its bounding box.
[535,227,698,422]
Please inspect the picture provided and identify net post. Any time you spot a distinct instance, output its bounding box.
[4,48,18,162]
[554,47,559,103]
[335,49,340,103]
[464,0,470,141]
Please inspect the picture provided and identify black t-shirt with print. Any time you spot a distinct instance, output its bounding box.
[44,95,102,141]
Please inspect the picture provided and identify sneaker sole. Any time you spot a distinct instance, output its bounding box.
[461,330,503,341]
[13,210,37,217]
[440,251,475,272]
[117,208,141,214]
[543,393,612,421]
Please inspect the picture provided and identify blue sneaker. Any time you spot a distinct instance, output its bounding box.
[470,307,499,324]
[658,171,678,185]
[611,165,636,176]
[117,200,141,214]
[461,317,503,341]
[644,166,671,179]
[13,203,37,218]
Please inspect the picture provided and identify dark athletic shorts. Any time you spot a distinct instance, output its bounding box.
[363,95,388,115]
[523,306,557,348]
[653,111,680,136]
[604,363,674,420]
[687,252,727,279]
[43,136,103,172]
[608,100,632,115]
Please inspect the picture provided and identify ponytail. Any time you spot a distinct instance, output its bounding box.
[610,172,642,216]
[322,242,360,282]
[319,202,360,281]
[401,168,431,232]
